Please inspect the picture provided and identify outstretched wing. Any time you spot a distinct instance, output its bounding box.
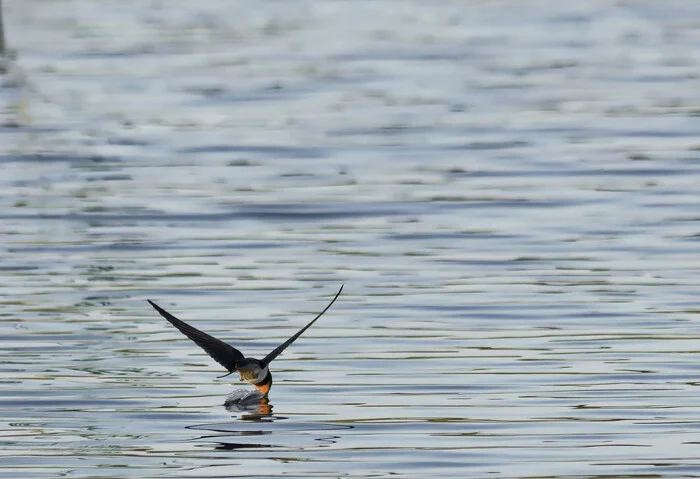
[147,299,244,372]
[261,285,343,367]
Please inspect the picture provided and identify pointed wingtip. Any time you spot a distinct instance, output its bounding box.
[260,284,344,367]
[147,299,165,313]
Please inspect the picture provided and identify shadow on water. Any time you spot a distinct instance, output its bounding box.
[188,388,352,451]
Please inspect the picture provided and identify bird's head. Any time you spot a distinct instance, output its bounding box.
[234,358,269,384]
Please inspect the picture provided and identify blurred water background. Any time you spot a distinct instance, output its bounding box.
[2,1,700,478]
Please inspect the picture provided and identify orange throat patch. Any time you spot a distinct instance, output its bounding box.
[253,373,272,397]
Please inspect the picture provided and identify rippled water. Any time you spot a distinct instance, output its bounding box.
[2,1,700,477]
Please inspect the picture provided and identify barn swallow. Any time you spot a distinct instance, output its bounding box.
[147,285,343,397]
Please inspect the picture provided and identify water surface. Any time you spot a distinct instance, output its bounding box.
[2,1,700,478]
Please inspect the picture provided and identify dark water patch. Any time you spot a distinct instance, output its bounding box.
[186,88,308,105]
[69,48,162,59]
[332,46,477,63]
[0,198,587,227]
[432,256,598,266]
[0,333,106,343]
[442,140,530,150]
[84,173,132,182]
[105,136,151,147]
[234,202,416,220]
[446,166,699,179]
[385,231,520,241]
[0,202,415,223]
[0,397,142,408]
[8,241,289,254]
[0,265,41,272]
[119,412,215,421]
[427,198,577,210]
[179,144,325,158]
[0,153,121,165]
[327,124,435,138]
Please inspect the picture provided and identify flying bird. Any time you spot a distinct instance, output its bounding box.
[147,285,343,397]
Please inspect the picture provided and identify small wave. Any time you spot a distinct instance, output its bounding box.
[223,389,266,412]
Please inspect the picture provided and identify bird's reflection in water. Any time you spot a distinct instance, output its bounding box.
[224,389,274,420]
[190,395,351,451]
